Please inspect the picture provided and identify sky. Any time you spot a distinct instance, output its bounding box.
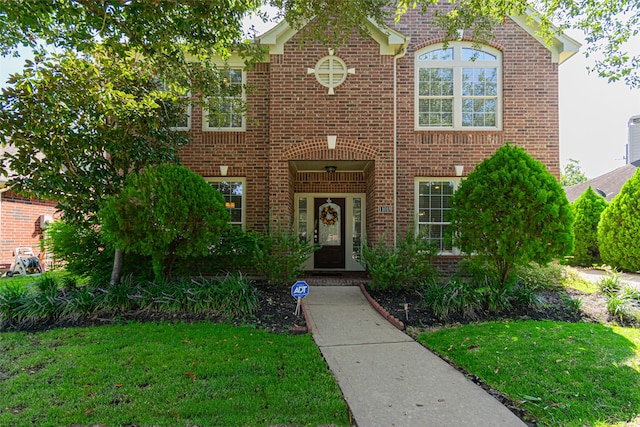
[1,18,638,180]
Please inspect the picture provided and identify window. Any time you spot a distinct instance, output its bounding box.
[203,68,245,131]
[415,179,460,253]
[415,43,501,130]
[206,178,245,227]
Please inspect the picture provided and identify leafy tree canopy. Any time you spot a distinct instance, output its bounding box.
[0,50,189,223]
[561,158,589,186]
[0,1,639,88]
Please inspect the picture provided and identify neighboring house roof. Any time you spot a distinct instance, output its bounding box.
[564,160,640,202]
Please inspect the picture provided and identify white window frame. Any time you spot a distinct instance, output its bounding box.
[414,178,461,255]
[202,67,246,132]
[205,177,246,229]
[415,43,502,131]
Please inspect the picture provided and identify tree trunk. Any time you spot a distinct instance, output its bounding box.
[110,248,124,285]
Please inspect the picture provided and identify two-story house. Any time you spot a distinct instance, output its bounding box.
[180,7,580,273]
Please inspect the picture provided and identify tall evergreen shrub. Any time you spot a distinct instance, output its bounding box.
[449,143,574,287]
[598,169,640,271]
[100,164,230,281]
[569,186,607,266]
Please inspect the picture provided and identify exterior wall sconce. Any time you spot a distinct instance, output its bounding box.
[327,135,337,150]
[219,165,229,176]
[325,165,337,173]
[454,165,464,176]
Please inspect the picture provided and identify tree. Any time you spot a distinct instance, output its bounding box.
[561,158,588,186]
[598,169,640,271]
[569,186,607,266]
[450,143,574,287]
[0,50,190,283]
[100,164,231,282]
[1,1,639,89]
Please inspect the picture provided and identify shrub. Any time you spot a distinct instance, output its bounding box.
[43,220,115,283]
[449,143,574,288]
[569,187,608,267]
[514,262,564,291]
[253,225,318,286]
[361,231,438,291]
[598,169,640,271]
[100,164,231,282]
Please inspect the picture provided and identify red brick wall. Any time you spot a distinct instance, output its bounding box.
[181,6,563,253]
[0,191,58,266]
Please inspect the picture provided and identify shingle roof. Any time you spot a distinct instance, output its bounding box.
[564,160,640,202]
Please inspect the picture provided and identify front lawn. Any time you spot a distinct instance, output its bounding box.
[419,321,640,426]
[0,322,350,427]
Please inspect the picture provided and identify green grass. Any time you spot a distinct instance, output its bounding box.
[0,322,350,427]
[562,267,600,293]
[419,321,640,426]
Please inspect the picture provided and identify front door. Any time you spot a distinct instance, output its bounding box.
[314,197,346,269]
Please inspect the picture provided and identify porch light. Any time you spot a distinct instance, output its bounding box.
[325,165,337,173]
[454,165,464,176]
[220,165,229,176]
[327,135,337,150]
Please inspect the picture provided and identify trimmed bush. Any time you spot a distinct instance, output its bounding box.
[569,186,607,267]
[253,225,318,286]
[361,231,438,291]
[449,143,574,287]
[598,169,640,271]
[100,164,230,282]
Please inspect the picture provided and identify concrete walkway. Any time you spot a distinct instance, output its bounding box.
[304,286,527,427]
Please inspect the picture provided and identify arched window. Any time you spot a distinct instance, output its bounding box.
[415,43,502,130]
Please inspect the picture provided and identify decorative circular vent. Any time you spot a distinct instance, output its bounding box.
[316,56,347,90]
[307,51,355,95]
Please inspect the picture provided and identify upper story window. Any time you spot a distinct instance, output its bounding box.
[415,43,502,130]
[203,68,245,131]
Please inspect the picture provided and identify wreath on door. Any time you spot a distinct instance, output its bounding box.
[320,205,338,226]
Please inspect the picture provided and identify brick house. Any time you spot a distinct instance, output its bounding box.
[180,8,580,272]
[0,185,57,270]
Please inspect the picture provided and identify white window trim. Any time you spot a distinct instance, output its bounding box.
[414,42,502,131]
[202,68,246,132]
[414,177,461,255]
[205,177,246,229]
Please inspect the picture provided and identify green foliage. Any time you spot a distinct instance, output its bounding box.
[421,260,553,321]
[361,231,438,291]
[598,169,640,271]
[513,262,564,291]
[42,220,115,283]
[449,143,574,287]
[253,225,318,286]
[0,274,260,330]
[100,164,230,282]
[560,158,588,186]
[597,272,640,324]
[0,50,189,224]
[569,186,608,267]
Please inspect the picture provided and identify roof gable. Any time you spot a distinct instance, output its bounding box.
[257,18,409,56]
[257,10,580,63]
